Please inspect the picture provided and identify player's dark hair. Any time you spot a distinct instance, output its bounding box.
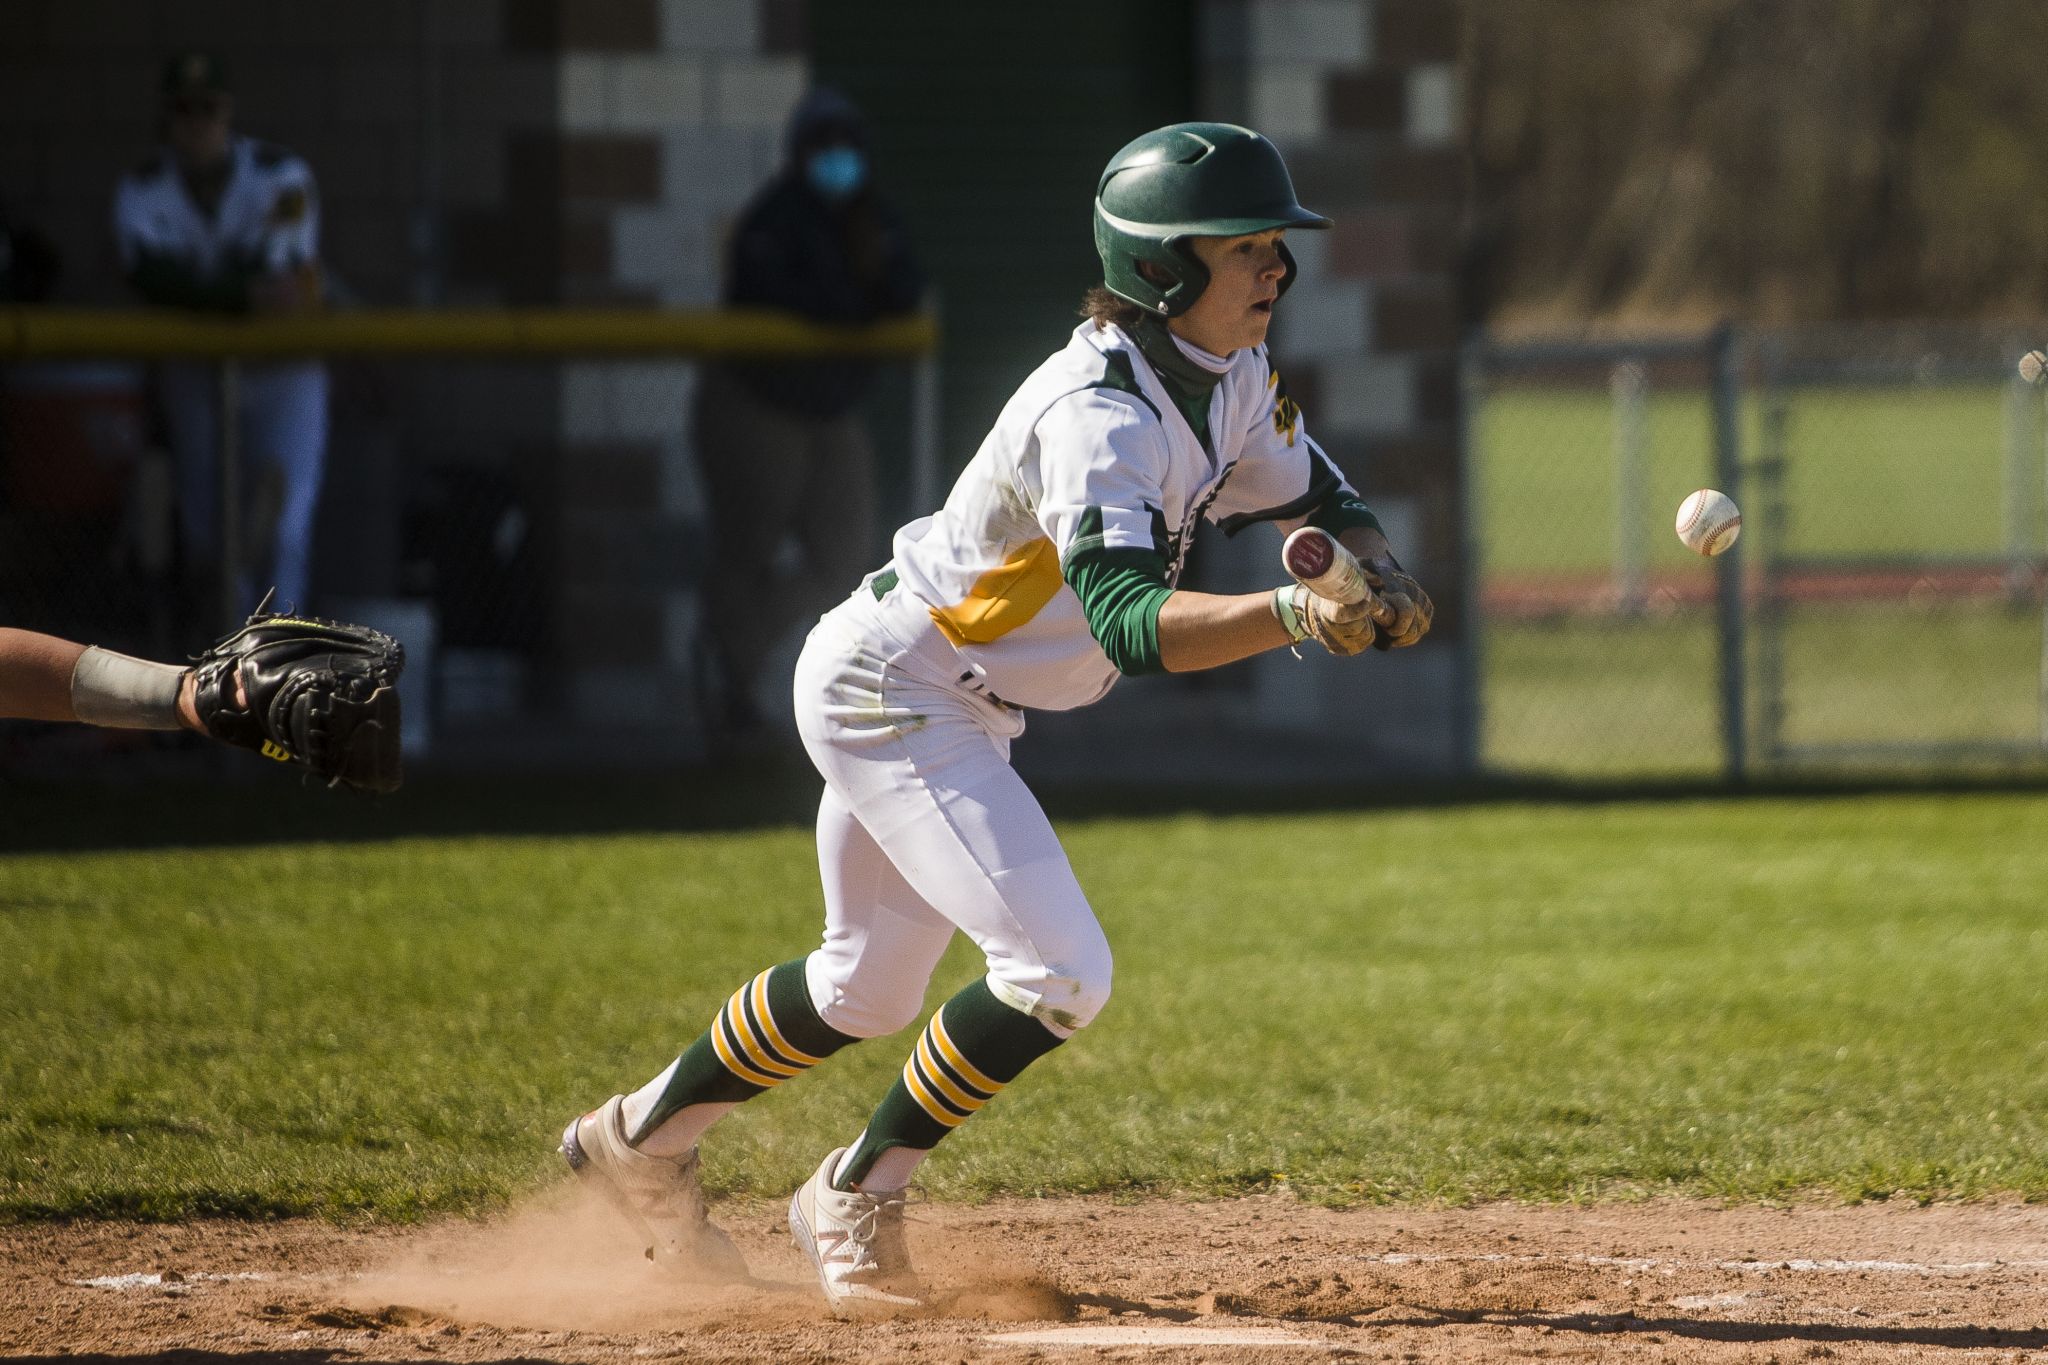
[1079,284,1146,331]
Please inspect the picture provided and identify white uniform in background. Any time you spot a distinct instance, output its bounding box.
[114,133,328,613]
[795,319,1354,1034]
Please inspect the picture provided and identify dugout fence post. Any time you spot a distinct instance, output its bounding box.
[2002,371,2034,604]
[1454,334,1486,776]
[1751,338,1790,767]
[1610,358,1648,615]
[2038,369,2048,750]
[2036,364,2048,753]
[1710,324,1747,782]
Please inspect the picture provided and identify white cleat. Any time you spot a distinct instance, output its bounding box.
[560,1094,748,1282]
[788,1146,926,1315]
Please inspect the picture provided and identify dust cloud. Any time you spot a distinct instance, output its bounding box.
[339,1179,1070,1333]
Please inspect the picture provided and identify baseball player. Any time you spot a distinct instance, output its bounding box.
[0,610,402,793]
[114,53,329,616]
[561,123,1433,1311]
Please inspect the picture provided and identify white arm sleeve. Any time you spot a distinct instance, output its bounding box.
[1029,388,1175,568]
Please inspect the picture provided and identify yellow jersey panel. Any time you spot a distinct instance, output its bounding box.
[928,536,1064,646]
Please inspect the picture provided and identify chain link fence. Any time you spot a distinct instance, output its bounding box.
[15,317,2048,786]
[1465,333,1742,779]
[0,312,936,775]
[1465,324,2048,782]
[1751,326,2048,767]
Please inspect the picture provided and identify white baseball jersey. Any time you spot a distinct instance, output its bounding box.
[114,134,328,613]
[878,320,1352,711]
[114,134,319,289]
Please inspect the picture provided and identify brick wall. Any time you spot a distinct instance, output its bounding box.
[514,0,808,726]
[1202,0,1472,772]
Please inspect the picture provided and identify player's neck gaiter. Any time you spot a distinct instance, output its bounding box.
[831,975,1066,1190]
[1129,317,1225,445]
[625,959,858,1144]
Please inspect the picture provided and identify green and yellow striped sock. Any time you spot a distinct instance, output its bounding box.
[833,975,1064,1189]
[626,958,856,1143]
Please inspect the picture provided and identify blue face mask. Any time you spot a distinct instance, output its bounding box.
[806,146,867,202]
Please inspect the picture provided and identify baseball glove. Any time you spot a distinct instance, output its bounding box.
[189,596,405,793]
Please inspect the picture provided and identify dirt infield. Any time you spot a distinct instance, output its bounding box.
[5,1188,2048,1362]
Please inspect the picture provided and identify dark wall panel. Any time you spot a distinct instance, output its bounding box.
[810,3,1194,491]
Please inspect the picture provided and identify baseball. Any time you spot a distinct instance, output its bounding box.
[1675,488,1741,556]
[2021,350,2047,384]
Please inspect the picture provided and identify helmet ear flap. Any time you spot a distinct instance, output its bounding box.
[1151,235,1210,316]
[1114,237,1211,317]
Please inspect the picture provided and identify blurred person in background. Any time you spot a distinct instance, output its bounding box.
[695,86,924,741]
[114,52,328,620]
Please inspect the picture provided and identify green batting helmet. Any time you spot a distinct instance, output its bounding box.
[1093,122,1331,319]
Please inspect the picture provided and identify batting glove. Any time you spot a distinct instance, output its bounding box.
[1274,584,1377,656]
[1364,559,1433,650]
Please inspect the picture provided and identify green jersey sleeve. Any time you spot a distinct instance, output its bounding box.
[1061,539,1175,677]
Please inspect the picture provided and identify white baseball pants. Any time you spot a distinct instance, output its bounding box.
[159,359,328,612]
[792,591,1114,1040]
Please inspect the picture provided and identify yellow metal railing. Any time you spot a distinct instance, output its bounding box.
[0,306,937,361]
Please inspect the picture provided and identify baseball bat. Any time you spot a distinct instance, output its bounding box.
[1281,526,1376,607]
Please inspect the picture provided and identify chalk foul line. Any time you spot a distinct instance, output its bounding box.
[1350,1251,2048,1276]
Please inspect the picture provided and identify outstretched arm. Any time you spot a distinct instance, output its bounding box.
[0,628,86,721]
[2,613,401,792]
[0,628,200,728]
[1155,589,1294,672]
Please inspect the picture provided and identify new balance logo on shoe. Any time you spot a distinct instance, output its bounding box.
[789,1146,926,1315]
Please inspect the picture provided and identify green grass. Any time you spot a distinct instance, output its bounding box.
[1477,383,2023,575]
[1763,386,2024,559]
[8,793,2048,1220]
[1484,614,1722,776]
[1484,601,2048,776]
